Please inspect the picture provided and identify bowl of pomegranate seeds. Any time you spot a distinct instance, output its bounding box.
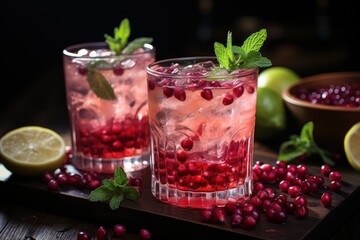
[282,71,360,155]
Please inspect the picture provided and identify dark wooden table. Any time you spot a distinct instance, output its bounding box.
[1,139,360,240]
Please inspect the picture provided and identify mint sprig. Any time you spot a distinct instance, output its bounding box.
[104,18,153,55]
[87,18,153,100]
[88,167,140,210]
[278,121,335,166]
[214,29,272,72]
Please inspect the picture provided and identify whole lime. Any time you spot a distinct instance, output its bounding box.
[258,66,300,96]
[255,87,286,141]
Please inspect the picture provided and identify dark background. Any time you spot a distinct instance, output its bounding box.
[1,0,359,135]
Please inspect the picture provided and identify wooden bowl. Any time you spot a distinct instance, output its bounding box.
[282,72,360,155]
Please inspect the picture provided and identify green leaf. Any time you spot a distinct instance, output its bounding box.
[114,166,129,186]
[102,179,116,190]
[242,29,267,54]
[214,29,271,72]
[123,187,140,200]
[87,69,116,100]
[278,141,307,162]
[115,18,131,45]
[300,121,314,144]
[241,51,272,69]
[122,37,153,54]
[226,31,234,63]
[89,186,114,202]
[214,42,229,70]
[109,193,124,210]
[105,18,153,55]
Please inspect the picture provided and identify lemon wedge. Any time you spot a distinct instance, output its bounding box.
[0,126,66,176]
[344,122,360,172]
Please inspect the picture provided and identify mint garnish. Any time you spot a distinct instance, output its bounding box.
[105,18,153,55]
[87,18,153,100]
[87,68,116,100]
[89,167,140,210]
[278,121,335,166]
[214,29,272,72]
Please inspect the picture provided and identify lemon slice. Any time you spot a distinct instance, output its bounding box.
[344,122,360,172]
[0,126,66,176]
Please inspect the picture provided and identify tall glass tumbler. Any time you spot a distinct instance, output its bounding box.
[63,42,155,174]
[147,57,257,208]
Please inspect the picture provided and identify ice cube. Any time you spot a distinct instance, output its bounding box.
[78,107,98,120]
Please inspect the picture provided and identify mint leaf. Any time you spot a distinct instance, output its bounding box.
[242,29,267,54]
[105,18,130,54]
[214,42,229,70]
[105,18,152,55]
[89,186,114,202]
[114,166,128,186]
[87,69,116,100]
[88,166,141,210]
[278,121,335,165]
[122,37,153,54]
[109,193,124,210]
[123,187,141,200]
[214,29,272,72]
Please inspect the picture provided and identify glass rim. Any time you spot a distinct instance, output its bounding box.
[146,56,258,79]
[63,41,155,58]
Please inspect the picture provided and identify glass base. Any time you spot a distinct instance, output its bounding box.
[71,152,149,174]
[151,176,252,208]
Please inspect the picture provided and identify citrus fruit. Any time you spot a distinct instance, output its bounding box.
[344,122,360,172]
[0,126,66,176]
[255,87,286,141]
[258,66,300,96]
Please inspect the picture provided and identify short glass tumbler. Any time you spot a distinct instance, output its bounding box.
[63,42,155,174]
[147,57,257,208]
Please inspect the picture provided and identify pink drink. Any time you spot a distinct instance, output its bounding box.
[63,42,155,174]
[147,57,257,208]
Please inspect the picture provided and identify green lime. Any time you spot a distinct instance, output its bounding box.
[258,66,300,96]
[255,87,286,141]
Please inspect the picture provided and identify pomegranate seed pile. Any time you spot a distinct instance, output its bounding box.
[198,160,342,230]
[293,83,360,108]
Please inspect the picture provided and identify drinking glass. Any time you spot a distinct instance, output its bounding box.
[63,42,155,174]
[146,57,257,208]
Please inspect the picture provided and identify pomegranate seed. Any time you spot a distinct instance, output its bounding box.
[113,224,126,237]
[42,171,54,183]
[163,86,174,98]
[200,209,213,223]
[329,171,342,182]
[201,89,213,100]
[176,149,188,162]
[293,195,307,206]
[77,231,90,240]
[233,86,244,97]
[296,164,308,178]
[288,186,301,198]
[224,201,237,215]
[242,215,257,230]
[212,207,226,224]
[129,177,142,187]
[174,87,186,101]
[181,137,194,151]
[222,93,234,105]
[113,64,124,75]
[231,214,243,227]
[329,180,342,191]
[96,226,108,240]
[77,65,87,75]
[56,173,68,186]
[320,192,332,208]
[285,201,296,214]
[295,205,309,218]
[139,228,152,240]
[279,180,291,192]
[87,179,101,189]
[321,164,332,176]
[47,179,59,191]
